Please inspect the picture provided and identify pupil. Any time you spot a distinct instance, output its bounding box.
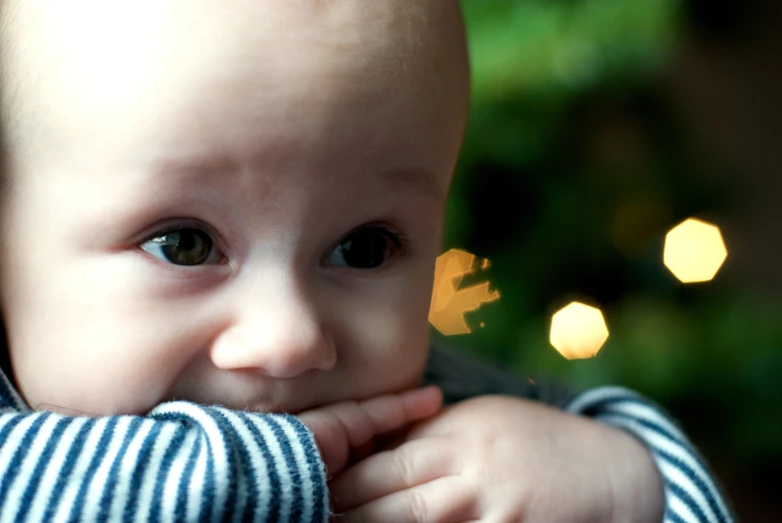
[162,229,211,265]
[178,232,196,251]
[342,230,388,268]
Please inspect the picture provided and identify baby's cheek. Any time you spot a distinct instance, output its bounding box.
[10,306,188,416]
[345,303,430,397]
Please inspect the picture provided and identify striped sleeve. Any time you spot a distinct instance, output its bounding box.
[0,371,329,523]
[565,386,734,523]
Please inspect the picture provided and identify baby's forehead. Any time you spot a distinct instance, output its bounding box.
[1,1,467,164]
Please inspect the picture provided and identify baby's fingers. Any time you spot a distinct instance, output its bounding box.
[298,386,442,475]
[301,386,442,447]
[334,476,477,523]
[357,386,443,438]
[331,437,460,512]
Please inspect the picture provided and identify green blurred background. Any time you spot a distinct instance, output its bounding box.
[440,1,782,520]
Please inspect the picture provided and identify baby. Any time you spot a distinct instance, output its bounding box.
[0,1,732,522]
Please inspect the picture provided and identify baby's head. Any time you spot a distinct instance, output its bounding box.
[0,1,469,415]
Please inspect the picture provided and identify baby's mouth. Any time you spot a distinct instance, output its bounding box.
[35,403,99,417]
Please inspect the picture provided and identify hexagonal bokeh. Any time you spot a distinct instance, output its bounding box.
[428,249,500,336]
[549,301,609,360]
[663,218,727,283]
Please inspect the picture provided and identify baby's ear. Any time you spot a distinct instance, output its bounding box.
[35,403,96,417]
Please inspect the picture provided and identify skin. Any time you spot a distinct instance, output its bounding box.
[298,386,443,478]
[0,0,468,416]
[332,396,665,522]
[0,1,664,520]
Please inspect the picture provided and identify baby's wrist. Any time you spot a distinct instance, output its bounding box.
[604,426,665,523]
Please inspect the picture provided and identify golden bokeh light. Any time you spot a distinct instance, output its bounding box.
[663,218,727,283]
[429,249,500,336]
[549,301,609,360]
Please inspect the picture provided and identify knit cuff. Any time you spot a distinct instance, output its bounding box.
[565,386,734,523]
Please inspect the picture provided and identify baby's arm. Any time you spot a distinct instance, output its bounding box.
[0,399,323,522]
[333,345,734,522]
[0,369,440,522]
[441,347,734,522]
[431,345,734,521]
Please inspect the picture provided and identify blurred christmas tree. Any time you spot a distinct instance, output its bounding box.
[444,1,782,518]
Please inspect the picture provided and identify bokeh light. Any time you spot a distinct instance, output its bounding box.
[429,249,500,336]
[549,301,609,360]
[663,218,727,283]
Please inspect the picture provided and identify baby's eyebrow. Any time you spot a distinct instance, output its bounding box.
[149,156,236,186]
[381,167,444,202]
[143,157,444,202]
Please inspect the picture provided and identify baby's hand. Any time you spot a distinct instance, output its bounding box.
[330,395,664,522]
[297,386,442,478]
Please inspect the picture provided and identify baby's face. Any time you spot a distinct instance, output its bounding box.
[0,1,468,415]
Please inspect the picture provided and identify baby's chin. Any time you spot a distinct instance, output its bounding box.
[162,371,328,415]
[219,390,319,415]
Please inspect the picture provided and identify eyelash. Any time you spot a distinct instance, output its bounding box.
[138,221,227,267]
[324,224,406,269]
[351,224,405,249]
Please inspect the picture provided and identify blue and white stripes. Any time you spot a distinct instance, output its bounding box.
[566,386,734,523]
[0,370,329,523]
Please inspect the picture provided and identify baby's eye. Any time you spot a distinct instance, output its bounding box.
[140,227,221,266]
[326,226,401,269]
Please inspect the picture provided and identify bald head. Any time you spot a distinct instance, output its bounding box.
[0,1,471,417]
[0,0,469,176]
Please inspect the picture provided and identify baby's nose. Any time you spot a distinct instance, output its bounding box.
[209,279,336,378]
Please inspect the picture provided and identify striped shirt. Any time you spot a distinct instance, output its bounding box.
[0,346,734,522]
